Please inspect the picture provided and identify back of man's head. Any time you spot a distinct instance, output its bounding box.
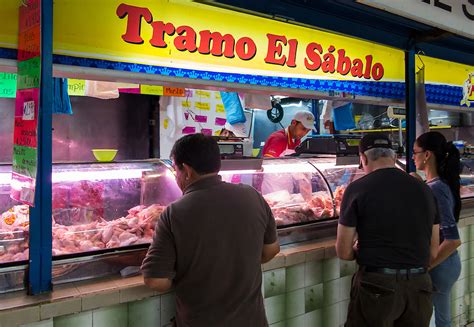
[359,133,396,171]
[170,134,221,174]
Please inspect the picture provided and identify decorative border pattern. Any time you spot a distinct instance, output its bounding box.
[0,49,464,106]
[52,54,406,99]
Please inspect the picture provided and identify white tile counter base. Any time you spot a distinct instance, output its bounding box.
[1,204,473,327]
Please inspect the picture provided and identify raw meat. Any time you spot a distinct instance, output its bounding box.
[264,191,335,226]
[0,203,165,264]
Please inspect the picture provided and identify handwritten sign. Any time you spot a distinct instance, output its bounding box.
[68,78,86,96]
[14,89,39,152]
[18,24,40,61]
[164,87,185,97]
[0,73,16,98]
[17,56,41,89]
[12,0,41,206]
[12,145,37,177]
[18,0,40,32]
[195,102,210,110]
[216,104,225,113]
[195,90,211,98]
[140,84,163,95]
[182,100,191,108]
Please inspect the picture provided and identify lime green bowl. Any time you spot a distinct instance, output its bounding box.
[92,149,118,162]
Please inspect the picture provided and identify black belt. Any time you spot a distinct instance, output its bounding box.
[365,266,427,275]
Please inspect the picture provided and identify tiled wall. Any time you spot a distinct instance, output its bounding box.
[263,257,356,327]
[19,225,474,327]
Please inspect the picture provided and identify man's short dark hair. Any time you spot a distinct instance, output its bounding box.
[170,134,221,174]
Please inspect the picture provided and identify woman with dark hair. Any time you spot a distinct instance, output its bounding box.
[412,131,462,327]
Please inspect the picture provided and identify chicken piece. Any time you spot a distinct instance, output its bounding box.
[118,232,139,247]
[128,205,146,216]
[101,224,114,244]
[106,235,121,248]
[12,249,28,261]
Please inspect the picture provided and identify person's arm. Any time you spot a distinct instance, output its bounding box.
[261,193,279,263]
[429,184,461,269]
[336,224,357,260]
[143,277,173,292]
[337,185,358,261]
[429,224,440,267]
[141,209,176,292]
[262,241,280,263]
[430,236,460,269]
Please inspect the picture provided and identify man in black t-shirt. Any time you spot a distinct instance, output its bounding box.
[336,133,440,327]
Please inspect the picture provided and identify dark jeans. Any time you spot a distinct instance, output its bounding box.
[345,268,433,327]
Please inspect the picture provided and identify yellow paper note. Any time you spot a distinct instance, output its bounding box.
[140,84,163,95]
[68,79,86,96]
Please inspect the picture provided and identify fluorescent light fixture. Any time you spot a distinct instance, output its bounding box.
[219,169,258,175]
[52,169,151,183]
[263,163,313,173]
[0,173,11,185]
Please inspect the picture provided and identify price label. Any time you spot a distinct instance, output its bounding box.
[20,187,35,205]
[23,100,35,120]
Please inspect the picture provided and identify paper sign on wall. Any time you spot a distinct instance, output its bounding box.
[140,84,163,95]
[68,79,86,96]
[0,73,17,98]
[11,0,41,206]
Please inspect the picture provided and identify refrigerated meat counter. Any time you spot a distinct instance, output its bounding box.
[0,156,473,293]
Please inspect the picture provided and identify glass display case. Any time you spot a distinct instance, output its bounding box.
[220,157,365,227]
[307,158,364,216]
[221,158,334,226]
[0,156,472,291]
[461,158,474,198]
[0,160,181,266]
[0,157,364,268]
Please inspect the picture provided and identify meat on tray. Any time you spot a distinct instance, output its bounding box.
[265,191,336,226]
[0,203,165,263]
[52,181,105,225]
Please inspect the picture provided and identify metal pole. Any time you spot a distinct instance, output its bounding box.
[28,0,53,295]
[405,47,416,173]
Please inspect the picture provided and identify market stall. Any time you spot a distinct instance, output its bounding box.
[0,0,472,303]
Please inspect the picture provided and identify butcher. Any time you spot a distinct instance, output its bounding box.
[260,111,316,200]
[262,110,316,158]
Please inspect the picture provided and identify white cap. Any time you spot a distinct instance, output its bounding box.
[224,122,247,137]
[293,111,316,130]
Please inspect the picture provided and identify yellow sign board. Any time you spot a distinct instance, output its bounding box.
[51,0,404,82]
[0,0,472,90]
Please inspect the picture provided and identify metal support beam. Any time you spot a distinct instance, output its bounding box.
[311,99,320,135]
[405,48,416,173]
[28,0,53,295]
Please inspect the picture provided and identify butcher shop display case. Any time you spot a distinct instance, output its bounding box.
[220,157,365,244]
[461,158,474,199]
[10,154,474,291]
[0,160,181,292]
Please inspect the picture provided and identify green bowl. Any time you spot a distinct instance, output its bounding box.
[92,149,118,162]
